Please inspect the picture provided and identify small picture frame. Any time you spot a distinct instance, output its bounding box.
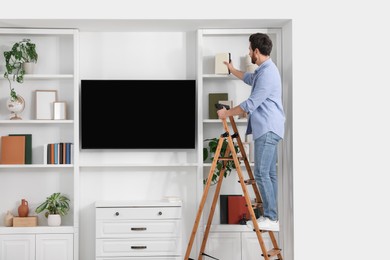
[36,90,57,120]
[54,101,67,120]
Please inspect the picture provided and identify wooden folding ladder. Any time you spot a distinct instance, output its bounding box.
[184,106,283,260]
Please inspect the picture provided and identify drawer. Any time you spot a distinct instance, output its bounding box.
[96,238,181,257]
[96,207,181,220]
[96,220,181,238]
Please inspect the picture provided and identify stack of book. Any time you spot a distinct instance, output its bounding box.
[45,142,73,164]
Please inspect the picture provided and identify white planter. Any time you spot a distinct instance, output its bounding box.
[22,62,35,74]
[47,214,61,226]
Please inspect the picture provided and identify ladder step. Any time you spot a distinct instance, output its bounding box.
[252,202,262,208]
[261,248,282,257]
[240,179,256,185]
[218,156,243,161]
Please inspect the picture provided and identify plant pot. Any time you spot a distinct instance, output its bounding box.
[47,214,61,226]
[22,62,35,74]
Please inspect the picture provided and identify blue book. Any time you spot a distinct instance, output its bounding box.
[54,143,58,164]
[66,143,71,164]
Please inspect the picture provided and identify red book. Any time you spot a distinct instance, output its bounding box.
[227,196,250,224]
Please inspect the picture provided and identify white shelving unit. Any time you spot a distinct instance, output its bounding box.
[0,24,293,260]
[195,28,282,259]
[0,28,79,260]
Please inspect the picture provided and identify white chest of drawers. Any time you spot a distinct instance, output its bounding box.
[95,200,182,260]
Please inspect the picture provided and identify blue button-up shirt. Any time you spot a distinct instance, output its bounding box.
[239,58,285,140]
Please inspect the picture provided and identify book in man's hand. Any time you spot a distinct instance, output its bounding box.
[215,52,231,75]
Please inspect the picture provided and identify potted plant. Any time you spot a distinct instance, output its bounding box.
[203,137,240,185]
[35,192,70,226]
[3,38,38,101]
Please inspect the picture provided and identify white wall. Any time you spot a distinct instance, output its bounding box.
[78,31,198,260]
[79,32,196,80]
[3,1,390,260]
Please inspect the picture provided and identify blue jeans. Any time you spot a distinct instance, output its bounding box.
[254,131,281,221]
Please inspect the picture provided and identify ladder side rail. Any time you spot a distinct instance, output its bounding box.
[230,115,283,260]
[224,120,271,260]
[198,141,232,259]
[184,136,225,259]
[268,231,283,260]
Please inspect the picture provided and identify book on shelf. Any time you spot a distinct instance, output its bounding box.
[54,143,58,164]
[215,52,231,75]
[227,195,250,224]
[9,134,32,164]
[44,142,73,165]
[208,93,228,119]
[220,194,241,224]
[0,135,25,164]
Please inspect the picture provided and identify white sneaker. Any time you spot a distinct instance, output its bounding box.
[246,216,279,232]
[246,216,266,229]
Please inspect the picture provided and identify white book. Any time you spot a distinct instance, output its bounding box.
[43,143,48,165]
[215,52,231,74]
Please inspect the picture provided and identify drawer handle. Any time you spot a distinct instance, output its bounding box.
[131,227,147,231]
[131,246,147,250]
[115,212,119,216]
[158,211,162,216]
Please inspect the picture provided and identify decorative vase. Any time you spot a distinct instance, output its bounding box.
[48,214,61,226]
[7,95,25,120]
[18,199,29,217]
[4,210,14,227]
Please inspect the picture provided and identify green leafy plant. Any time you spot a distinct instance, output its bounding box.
[3,38,38,101]
[203,137,240,185]
[35,192,70,218]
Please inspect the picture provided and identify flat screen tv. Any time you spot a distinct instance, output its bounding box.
[81,79,196,149]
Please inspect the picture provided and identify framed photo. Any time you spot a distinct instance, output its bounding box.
[35,90,57,120]
[54,101,67,120]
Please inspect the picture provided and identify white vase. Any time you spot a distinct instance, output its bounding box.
[4,210,14,227]
[23,62,35,74]
[47,214,61,226]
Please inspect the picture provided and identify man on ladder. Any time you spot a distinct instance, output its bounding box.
[218,32,285,232]
[184,32,286,260]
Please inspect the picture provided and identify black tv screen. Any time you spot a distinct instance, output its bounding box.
[81,79,196,149]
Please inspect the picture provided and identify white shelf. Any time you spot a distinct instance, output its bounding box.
[201,28,270,36]
[203,163,254,167]
[0,164,73,169]
[0,28,78,35]
[0,226,75,234]
[80,163,198,168]
[0,74,74,80]
[0,120,74,124]
[203,119,248,124]
[207,224,254,232]
[202,74,238,79]
[0,29,79,260]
